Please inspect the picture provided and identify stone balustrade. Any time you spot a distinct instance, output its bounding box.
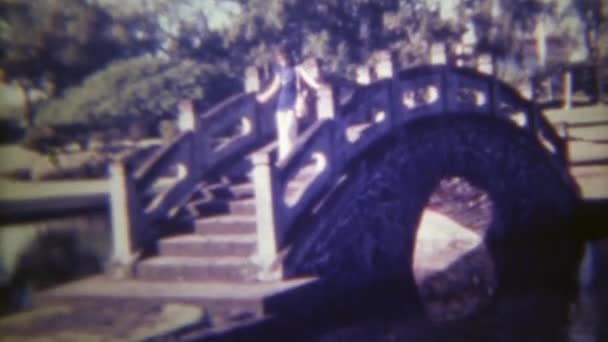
[108,88,275,272]
[250,50,568,275]
[108,49,573,278]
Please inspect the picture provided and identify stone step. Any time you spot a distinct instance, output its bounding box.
[33,275,317,325]
[136,256,258,282]
[196,215,257,235]
[228,183,256,199]
[228,199,256,215]
[229,182,305,200]
[159,234,257,258]
[189,198,256,217]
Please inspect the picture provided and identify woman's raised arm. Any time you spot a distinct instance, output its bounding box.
[296,65,321,90]
[256,75,280,103]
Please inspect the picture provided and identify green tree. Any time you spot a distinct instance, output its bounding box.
[564,0,605,62]
[0,0,140,126]
[468,0,547,60]
[35,57,240,129]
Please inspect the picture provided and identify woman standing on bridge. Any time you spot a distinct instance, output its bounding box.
[256,45,321,161]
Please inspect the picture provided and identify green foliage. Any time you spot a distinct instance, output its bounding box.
[35,57,240,128]
[3,0,603,132]
[0,0,133,90]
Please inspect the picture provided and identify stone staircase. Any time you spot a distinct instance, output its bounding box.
[32,149,318,338]
[136,155,308,284]
[136,179,261,283]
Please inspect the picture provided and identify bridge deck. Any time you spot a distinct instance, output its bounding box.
[546,105,608,199]
[571,165,608,199]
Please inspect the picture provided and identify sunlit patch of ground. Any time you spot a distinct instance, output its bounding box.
[413,177,495,323]
[0,302,205,341]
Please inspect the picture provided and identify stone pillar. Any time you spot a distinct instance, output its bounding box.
[108,161,141,272]
[356,65,371,85]
[477,54,498,112]
[521,78,534,101]
[177,99,197,132]
[374,50,394,80]
[245,66,261,93]
[535,15,547,68]
[316,84,335,120]
[251,153,282,280]
[454,43,464,67]
[477,54,494,75]
[430,43,447,65]
[177,99,208,176]
[563,70,572,109]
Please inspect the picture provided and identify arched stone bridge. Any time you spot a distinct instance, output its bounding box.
[107,62,583,322]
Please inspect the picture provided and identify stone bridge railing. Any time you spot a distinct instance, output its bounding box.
[251,60,568,274]
[108,91,277,269]
[106,47,573,277]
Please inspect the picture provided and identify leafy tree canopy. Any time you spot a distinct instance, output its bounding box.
[35,57,240,128]
[0,0,144,90]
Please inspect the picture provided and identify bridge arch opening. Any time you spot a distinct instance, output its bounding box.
[413,176,496,323]
[286,114,582,323]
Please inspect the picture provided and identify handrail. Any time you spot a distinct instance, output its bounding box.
[252,64,569,267]
[109,91,276,267]
[200,92,253,121]
[108,61,570,276]
[133,131,191,190]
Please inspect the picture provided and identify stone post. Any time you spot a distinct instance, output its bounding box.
[430,43,447,65]
[374,50,394,80]
[454,43,464,67]
[477,54,498,113]
[177,99,197,132]
[521,78,534,101]
[476,54,494,75]
[251,153,282,280]
[108,161,141,275]
[563,69,573,109]
[316,84,335,120]
[245,66,261,93]
[356,65,371,85]
[535,14,547,68]
[177,99,203,178]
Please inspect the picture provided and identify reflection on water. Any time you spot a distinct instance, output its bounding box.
[0,212,110,313]
[1,213,110,276]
